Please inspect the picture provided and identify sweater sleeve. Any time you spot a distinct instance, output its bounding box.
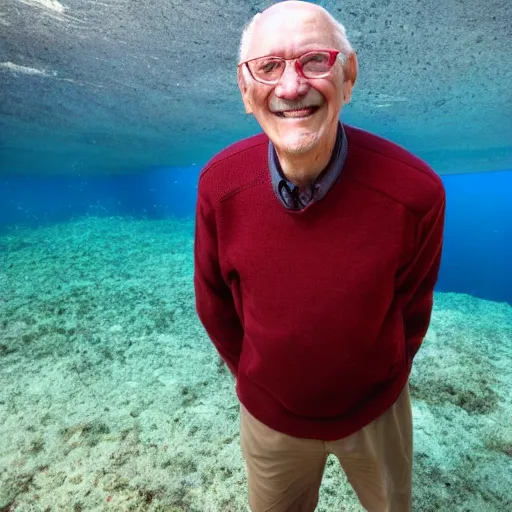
[396,186,446,360]
[193,177,244,377]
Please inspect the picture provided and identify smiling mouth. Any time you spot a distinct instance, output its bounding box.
[275,106,320,118]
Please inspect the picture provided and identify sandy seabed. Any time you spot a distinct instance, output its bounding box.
[0,216,510,512]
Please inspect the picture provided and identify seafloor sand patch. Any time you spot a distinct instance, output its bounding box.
[0,217,510,511]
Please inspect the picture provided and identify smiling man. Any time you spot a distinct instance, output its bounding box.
[194,1,446,511]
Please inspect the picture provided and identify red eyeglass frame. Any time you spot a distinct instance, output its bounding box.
[238,49,342,84]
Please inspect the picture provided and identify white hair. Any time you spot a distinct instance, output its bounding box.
[238,7,354,64]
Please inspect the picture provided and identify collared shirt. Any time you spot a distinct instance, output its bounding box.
[268,122,348,211]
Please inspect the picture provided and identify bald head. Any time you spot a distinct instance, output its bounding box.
[239,1,353,63]
[236,0,358,175]
[259,0,329,24]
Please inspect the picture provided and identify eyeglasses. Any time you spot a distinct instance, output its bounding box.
[238,49,345,85]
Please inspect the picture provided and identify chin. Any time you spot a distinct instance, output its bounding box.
[277,132,321,156]
[283,141,317,155]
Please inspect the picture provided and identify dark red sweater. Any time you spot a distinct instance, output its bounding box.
[194,124,446,441]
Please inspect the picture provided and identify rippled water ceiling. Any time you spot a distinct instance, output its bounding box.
[1,0,511,175]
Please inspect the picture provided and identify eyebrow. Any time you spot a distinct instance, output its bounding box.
[254,45,333,58]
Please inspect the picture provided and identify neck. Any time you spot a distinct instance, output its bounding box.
[275,129,338,188]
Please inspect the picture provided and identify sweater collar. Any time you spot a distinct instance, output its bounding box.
[268,122,348,211]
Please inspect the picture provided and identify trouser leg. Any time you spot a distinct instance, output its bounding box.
[329,383,413,512]
[240,404,328,512]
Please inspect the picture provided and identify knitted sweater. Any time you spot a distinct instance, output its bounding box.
[194,124,446,440]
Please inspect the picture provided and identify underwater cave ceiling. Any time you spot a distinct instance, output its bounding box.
[0,0,511,176]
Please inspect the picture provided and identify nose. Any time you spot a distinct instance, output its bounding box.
[274,61,309,100]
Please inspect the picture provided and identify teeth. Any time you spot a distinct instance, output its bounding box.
[281,107,316,118]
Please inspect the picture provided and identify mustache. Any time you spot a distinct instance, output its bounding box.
[269,90,324,113]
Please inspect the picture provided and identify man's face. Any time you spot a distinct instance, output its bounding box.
[238,8,354,158]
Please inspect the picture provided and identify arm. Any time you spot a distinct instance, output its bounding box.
[193,177,244,377]
[396,187,446,360]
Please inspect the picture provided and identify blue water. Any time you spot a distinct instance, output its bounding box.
[1,167,511,304]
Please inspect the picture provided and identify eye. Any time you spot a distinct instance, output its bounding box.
[307,54,326,62]
[256,58,283,75]
[302,52,329,68]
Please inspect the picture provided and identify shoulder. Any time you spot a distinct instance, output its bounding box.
[344,124,445,217]
[198,133,269,203]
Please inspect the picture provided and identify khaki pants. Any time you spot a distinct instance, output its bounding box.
[240,383,412,512]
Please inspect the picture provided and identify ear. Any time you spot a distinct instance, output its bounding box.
[237,66,254,114]
[342,52,358,104]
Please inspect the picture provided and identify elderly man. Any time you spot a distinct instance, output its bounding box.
[194,1,445,511]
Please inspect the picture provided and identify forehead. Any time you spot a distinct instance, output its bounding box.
[249,10,337,59]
